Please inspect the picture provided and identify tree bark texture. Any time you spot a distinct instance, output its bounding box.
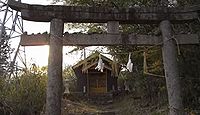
[160,20,184,115]
[46,18,64,115]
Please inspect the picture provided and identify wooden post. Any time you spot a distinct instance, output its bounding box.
[107,21,119,92]
[46,18,64,115]
[107,21,119,34]
[160,20,184,115]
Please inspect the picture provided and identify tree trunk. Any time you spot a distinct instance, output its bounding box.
[46,18,64,115]
[160,20,184,115]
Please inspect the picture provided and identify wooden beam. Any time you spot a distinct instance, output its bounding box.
[8,0,200,24]
[20,33,49,46]
[20,33,199,46]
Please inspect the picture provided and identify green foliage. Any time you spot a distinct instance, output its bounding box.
[62,0,162,7]
[63,66,75,80]
[63,66,77,92]
[0,26,13,77]
[178,46,200,110]
[176,0,200,6]
[0,67,47,115]
[87,23,107,34]
[118,70,167,104]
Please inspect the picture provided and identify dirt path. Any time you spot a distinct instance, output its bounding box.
[61,95,168,115]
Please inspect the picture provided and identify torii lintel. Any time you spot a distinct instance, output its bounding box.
[8,0,200,24]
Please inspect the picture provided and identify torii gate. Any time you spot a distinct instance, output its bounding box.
[8,0,200,115]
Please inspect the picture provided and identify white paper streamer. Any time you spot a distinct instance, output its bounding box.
[95,54,105,72]
[126,53,133,72]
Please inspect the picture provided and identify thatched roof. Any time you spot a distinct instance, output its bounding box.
[72,52,120,76]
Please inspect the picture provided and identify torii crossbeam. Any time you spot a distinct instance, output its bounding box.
[8,0,200,23]
[20,33,199,46]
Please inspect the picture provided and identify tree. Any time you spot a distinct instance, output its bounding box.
[0,25,12,77]
[63,65,77,92]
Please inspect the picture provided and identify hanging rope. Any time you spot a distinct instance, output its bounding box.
[143,51,165,78]
[172,35,181,56]
[198,17,200,23]
[143,51,148,73]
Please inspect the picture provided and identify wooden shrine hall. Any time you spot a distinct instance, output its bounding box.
[72,52,120,95]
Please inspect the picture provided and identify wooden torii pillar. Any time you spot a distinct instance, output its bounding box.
[160,20,183,115]
[7,0,200,115]
[46,19,64,115]
[160,0,183,113]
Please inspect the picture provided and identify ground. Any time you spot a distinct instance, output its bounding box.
[61,94,168,115]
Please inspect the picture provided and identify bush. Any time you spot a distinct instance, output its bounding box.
[0,69,47,115]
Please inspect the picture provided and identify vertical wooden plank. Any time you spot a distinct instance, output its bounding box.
[160,20,184,115]
[107,21,119,92]
[106,69,107,92]
[46,18,64,115]
[87,72,89,95]
[107,21,119,34]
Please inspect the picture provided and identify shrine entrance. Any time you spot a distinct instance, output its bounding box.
[88,72,107,95]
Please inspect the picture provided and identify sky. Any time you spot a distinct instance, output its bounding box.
[0,0,109,68]
[9,0,84,67]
